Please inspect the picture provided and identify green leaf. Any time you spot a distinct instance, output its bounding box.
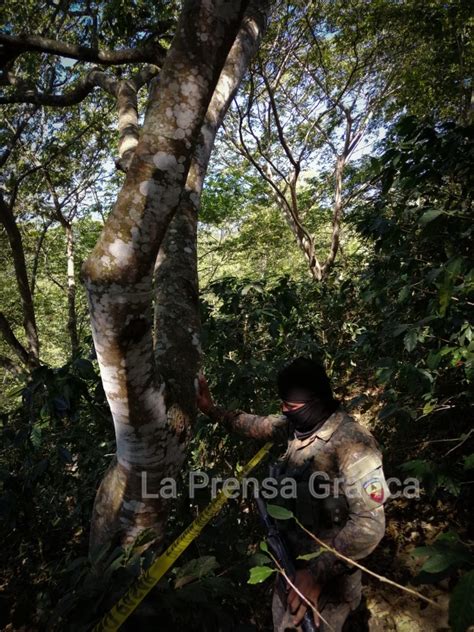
[419,209,444,224]
[174,555,219,590]
[449,570,474,632]
[266,504,294,520]
[463,454,474,470]
[250,553,272,566]
[130,528,158,551]
[375,367,394,384]
[404,330,418,352]
[416,368,434,383]
[427,351,441,370]
[447,257,464,277]
[421,551,462,574]
[248,566,276,584]
[400,459,434,478]
[397,286,410,303]
[413,531,471,574]
[260,541,269,553]
[297,550,324,561]
[176,556,218,583]
[436,532,461,544]
[31,425,42,448]
[438,271,455,317]
[392,324,409,337]
[422,401,436,415]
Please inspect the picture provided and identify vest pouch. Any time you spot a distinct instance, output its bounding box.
[295,480,321,531]
[320,495,349,529]
[293,473,349,531]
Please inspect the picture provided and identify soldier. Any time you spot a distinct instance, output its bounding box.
[197,357,389,632]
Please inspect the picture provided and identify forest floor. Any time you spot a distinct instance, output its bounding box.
[349,507,452,632]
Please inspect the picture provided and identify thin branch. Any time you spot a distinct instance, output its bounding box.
[296,519,442,610]
[8,104,114,209]
[0,114,34,168]
[262,71,299,172]
[445,428,474,456]
[31,218,53,297]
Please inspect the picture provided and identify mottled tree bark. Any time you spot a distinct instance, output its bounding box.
[83,0,268,549]
[154,0,268,435]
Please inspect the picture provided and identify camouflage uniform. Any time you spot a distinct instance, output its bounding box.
[208,405,389,632]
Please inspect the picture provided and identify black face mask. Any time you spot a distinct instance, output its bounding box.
[283,397,338,439]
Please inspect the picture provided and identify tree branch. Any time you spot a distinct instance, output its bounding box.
[31,219,53,297]
[0,114,34,168]
[0,32,166,67]
[0,68,118,106]
[0,354,22,375]
[115,66,160,172]
[0,312,30,366]
[0,192,40,364]
[262,70,300,172]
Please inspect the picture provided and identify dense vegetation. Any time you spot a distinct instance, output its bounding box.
[0,0,472,630]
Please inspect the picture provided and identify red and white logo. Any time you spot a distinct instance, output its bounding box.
[363,479,384,503]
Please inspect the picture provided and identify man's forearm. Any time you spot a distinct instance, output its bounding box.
[207,404,288,442]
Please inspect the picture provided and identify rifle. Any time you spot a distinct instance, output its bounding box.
[255,494,318,632]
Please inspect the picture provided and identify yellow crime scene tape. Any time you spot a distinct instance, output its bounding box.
[92,441,273,632]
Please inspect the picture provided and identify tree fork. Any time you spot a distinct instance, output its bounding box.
[83,0,267,549]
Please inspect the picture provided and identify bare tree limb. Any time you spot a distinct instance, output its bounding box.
[262,71,300,172]
[0,32,166,67]
[0,67,118,106]
[0,113,36,168]
[115,66,160,172]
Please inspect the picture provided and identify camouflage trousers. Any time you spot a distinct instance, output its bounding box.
[272,569,362,632]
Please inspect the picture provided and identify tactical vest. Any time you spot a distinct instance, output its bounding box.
[269,456,349,533]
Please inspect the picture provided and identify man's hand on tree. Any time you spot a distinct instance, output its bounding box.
[196,374,214,415]
[287,568,322,628]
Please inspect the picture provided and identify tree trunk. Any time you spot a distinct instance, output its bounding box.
[154,0,268,431]
[0,192,40,367]
[83,0,269,550]
[65,223,79,356]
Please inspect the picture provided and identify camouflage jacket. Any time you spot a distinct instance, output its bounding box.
[208,405,389,583]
